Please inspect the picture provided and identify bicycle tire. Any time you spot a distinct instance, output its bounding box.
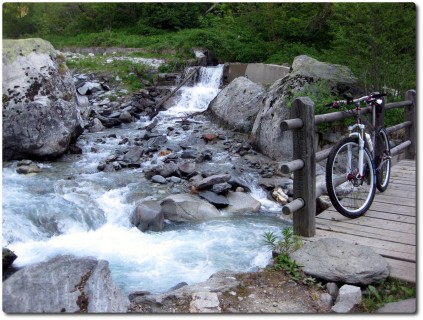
[326,137,376,218]
[375,128,391,192]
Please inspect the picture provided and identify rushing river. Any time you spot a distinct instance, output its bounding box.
[2,65,289,294]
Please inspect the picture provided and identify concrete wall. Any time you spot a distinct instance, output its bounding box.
[223,63,290,85]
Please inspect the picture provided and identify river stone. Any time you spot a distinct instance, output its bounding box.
[2,255,129,313]
[131,201,164,232]
[2,38,84,160]
[2,248,17,270]
[331,284,362,313]
[160,194,222,222]
[208,76,266,132]
[290,238,389,285]
[225,191,261,214]
[198,190,229,208]
[189,291,221,313]
[122,146,144,165]
[193,174,231,190]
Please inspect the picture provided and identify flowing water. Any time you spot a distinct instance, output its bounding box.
[2,65,289,294]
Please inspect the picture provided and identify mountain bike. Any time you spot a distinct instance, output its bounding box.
[325,92,391,218]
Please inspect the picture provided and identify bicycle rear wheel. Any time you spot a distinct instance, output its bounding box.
[326,137,376,218]
[375,128,391,192]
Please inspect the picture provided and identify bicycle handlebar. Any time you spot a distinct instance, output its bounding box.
[326,92,387,109]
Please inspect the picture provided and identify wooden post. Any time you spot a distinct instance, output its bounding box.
[404,90,416,159]
[291,97,316,237]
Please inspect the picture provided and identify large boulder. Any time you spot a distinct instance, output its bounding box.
[290,238,389,285]
[208,77,266,132]
[2,38,84,160]
[291,55,361,95]
[224,191,261,214]
[131,201,164,232]
[160,194,222,222]
[251,55,363,161]
[2,255,129,313]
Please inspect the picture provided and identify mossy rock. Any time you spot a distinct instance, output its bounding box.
[2,38,57,65]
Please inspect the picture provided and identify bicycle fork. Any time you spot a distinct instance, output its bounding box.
[347,124,366,181]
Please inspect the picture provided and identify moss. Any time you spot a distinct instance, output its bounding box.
[2,38,57,64]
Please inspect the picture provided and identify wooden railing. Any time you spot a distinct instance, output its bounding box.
[280,90,416,237]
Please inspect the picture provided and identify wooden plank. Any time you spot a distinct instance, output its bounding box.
[380,189,416,199]
[319,207,416,223]
[370,194,416,207]
[385,183,416,192]
[319,209,416,233]
[385,258,416,283]
[365,201,416,217]
[316,218,416,245]
[313,229,416,262]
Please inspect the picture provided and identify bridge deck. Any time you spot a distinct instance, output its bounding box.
[314,159,416,283]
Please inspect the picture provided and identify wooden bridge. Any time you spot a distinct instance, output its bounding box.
[280,90,416,283]
[314,159,416,283]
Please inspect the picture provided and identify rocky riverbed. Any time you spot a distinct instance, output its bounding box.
[2,39,415,314]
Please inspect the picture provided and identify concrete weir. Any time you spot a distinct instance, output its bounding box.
[223,63,290,85]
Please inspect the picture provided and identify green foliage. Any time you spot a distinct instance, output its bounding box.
[66,54,155,94]
[263,226,302,256]
[263,227,304,281]
[361,278,416,312]
[272,253,302,281]
[2,2,416,92]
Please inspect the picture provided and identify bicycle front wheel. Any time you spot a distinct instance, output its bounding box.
[326,137,376,218]
[375,128,391,192]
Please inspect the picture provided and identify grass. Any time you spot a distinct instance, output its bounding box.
[360,278,416,312]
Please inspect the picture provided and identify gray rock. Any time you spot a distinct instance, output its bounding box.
[152,175,167,184]
[119,110,132,123]
[178,161,196,176]
[251,55,363,161]
[16,161,41,174]
[290,238,389,285]
[194,174,231,190]
[198,190,229,208]
[2,255,129,313]
[189,291,221,313]
[291,55,359,93]
[258,177,293,189]
[211,182,232,194]
[228,176,251,192]
[132,270,239,307]
[88,118,105,133]
[326,282,339,299]
[122,147,143,165]
[2,39,84,160]
[331,285,362,313]
[2,248,17,270]
[225,191,261,214]
[320,293,333,309]
[376,298,416,313]
[145,163,178,179]
[76,81,103,95]
[208,77,266,132]
[160,194,222,222]
[131,201,164,232]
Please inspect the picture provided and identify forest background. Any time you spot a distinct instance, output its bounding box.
[2,2,416,98]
